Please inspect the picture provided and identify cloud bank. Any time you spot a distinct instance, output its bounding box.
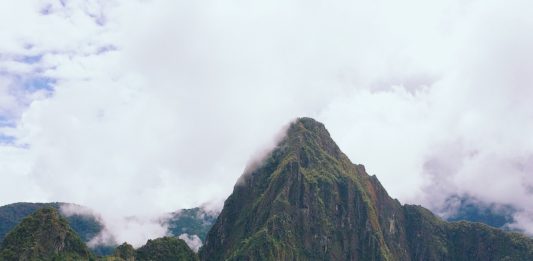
[1,0,533,244]
[179,234,203,253]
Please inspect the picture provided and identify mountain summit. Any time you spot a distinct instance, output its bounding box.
[200,117,533,260]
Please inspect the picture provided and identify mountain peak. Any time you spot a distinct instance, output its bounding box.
[291,117,327,133]
[201,118,399,260]
[201,118,533,260]
[286,117,330,141]
[281,117,343,164]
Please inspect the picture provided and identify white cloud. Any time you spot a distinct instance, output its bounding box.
[178,234,202,253]
[1,0,533,244]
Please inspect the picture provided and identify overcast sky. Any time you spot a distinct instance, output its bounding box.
[1,0,533,246]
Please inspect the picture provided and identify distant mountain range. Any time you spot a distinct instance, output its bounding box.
[0,202,218,256]
[0,208,198,261]
[1,118,531,260]
[442,194,516,229]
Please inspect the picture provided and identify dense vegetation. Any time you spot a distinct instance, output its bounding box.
[0,207,94,260]
[0,202,103,245]
[108,239,198,261]
[113,242,136,261]
[136,237,198,261]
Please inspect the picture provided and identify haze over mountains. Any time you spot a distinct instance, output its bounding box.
[1,118,531,260]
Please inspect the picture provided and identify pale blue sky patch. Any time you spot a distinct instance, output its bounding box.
[22,76,56,92]
[0,134,16,145]
[0,116,16,128]
[0,73,56,129]
[18,54,43,64]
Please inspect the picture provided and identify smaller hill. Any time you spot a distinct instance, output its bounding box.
[0,207,94,260]
[136,237,198,261]
[113,242,136,261]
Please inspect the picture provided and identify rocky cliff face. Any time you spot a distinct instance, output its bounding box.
[200,117,533,261]
[0,207,94,260]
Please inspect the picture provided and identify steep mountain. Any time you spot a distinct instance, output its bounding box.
[0,207,94,260]
[200,117,533,260]
[136,237,198,261]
